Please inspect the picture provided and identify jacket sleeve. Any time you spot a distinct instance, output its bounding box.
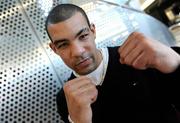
[162,46,180,111]
[163,65,180,111]
[56,74,76,123]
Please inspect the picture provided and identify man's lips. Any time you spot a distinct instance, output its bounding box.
[75,57,91,68]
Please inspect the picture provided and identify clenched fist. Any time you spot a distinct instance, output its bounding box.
[63,76,98,123]
[118,32,180,73]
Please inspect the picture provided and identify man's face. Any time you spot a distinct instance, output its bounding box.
[48,12,101,75]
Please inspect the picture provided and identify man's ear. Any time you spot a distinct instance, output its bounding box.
[49,42,57,54]
[90,23,96,38]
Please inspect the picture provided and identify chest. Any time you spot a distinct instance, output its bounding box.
[94,67,165,112]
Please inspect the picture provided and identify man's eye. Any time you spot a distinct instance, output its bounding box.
[56,43,68,49]
[79,34,88,40]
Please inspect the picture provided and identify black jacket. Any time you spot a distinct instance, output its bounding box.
[57,46,180,123]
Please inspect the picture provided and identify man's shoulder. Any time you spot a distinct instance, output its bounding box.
[56,86,69,122]
[56,87,65,100]
[106,46,120,55]
[106,46,120,51]
[171,46,180,54]
[105,46,121,64]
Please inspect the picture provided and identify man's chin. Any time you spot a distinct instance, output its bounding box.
[76,66,95,75]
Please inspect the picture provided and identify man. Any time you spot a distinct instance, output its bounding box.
[45,4,180,123]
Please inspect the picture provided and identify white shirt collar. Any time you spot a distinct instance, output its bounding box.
[73,47,109,86]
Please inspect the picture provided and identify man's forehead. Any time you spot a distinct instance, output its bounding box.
[51,13,87,27]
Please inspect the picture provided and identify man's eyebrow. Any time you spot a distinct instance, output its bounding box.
[53,39,68,45]
[75,27,89,38]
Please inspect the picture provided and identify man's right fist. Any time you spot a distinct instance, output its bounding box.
[63,76,98,123]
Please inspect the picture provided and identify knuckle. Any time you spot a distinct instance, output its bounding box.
[132,61,140,68]
[124,58,131,65]
[89,84,96,90]
[131,31,141,38]
[94,88,98,96]
[132,63,138,68]
[120,52,126,59]
[71,91,77,98]
[131,31,137,37]
[63,83,71,92]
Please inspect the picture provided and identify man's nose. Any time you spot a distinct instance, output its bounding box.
[70,42,85,57]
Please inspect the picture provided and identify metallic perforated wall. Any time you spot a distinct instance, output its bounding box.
[0,0,64,123]
[0,0,175,123]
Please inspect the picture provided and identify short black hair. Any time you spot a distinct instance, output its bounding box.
[45,4,90,41]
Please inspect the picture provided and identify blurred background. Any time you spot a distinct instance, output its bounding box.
[0,0,180,123]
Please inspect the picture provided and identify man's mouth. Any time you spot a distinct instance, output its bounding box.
[76,57,92,68]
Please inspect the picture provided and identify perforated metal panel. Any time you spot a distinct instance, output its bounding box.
[0,0,63,122]
[83,1,138,48]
